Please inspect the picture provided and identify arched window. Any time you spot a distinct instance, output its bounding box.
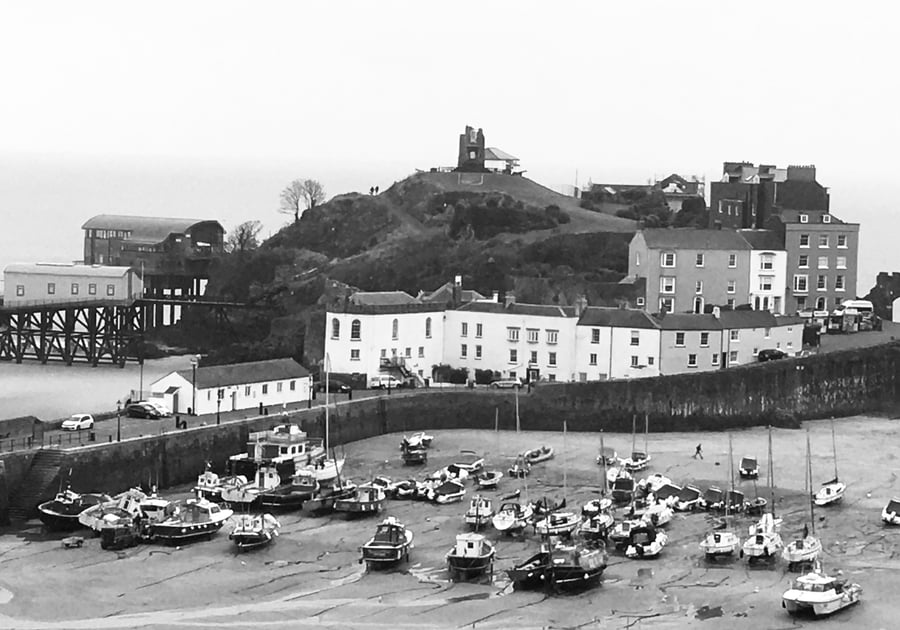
[350,319,361,340]
[815,297,827,311]
[693,297,704,314]
[331,318,340,339]
[392,318,399,340]
[425,317,432,338]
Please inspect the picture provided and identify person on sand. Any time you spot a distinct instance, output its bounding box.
[693,443,703,459]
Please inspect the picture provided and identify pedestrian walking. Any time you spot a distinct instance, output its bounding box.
[693,443,703,459]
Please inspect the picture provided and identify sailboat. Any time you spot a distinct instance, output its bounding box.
[534,420,579,539]
[814,418,846,507]
[742,425,783,563]
[579,430,615,542]
[699,434,741,559]
[782,430,823,570]
[622,413,651,473]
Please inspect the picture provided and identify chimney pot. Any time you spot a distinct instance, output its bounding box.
[492,290,499,303]
[504,291,516,308]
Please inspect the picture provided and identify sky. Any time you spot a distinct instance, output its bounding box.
[1,1,898,292]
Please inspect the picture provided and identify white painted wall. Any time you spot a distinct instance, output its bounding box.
[150,371,311,415]
[749,250,787,314]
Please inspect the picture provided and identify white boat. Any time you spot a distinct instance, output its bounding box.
[783,431,823,569]
[299,457,345,485]
[429,479,466,504]
[674,485,702,512]
[881,497,900,525]
[609,518,641,550]
[782,564,862,617]
[400,431,433,450]
[220,466,282,508]
[743,427,783,562]
[625,523,668,559]
[492,501,534,533]
[464,495,494,529]
[446,533,495,581]
[581,497,613,519]
[642,501,674,527]
[640,473,671,494]
[78,487,147,532]
[622,450,651,473]
[579,512,615,542]
[475,470,503,489]
[700,434,741,558]
[229,513,280,550]
[814,418,846,507]
[534,511,580,538]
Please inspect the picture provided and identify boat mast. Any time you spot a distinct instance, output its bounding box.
[563,419,568,502]
[600,430,608,497]
[644,413,649,458]
[807,429,815,536]
[768,425,776,519]
[831,417,839,481]
[726,434,733,525]
[631,413,636,455]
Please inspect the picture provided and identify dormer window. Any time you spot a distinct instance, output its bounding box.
[799,214,809,224]
[822,214,832,223]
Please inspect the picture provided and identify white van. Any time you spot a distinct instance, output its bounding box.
[369,375,404,390]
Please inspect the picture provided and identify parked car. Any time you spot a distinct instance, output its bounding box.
[126,403,163,419]
[757,348,787,362]
[142,401,172,416]
[369,375,405,390]
[315,380,352,394]
[61,414,94,431]
[489,378,523,389]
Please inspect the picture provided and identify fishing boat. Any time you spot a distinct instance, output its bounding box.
[582,497,613,519]
[150,497,233,543]
[674,485,702,512]
[258,468,319,510]
[625,523,668,559]
[303,478,358,515]
[400,431,433,450]
[579,511,615,543]
[508,454,531,478]
[814,418,846,507]
[546,541,608,591]
[229,513,280,550]
[700,434,741,559]
[531,496,566,517]
[359,516,413,568]
[492,501,534,534]
[742,426,783,563]
[220,466,283,509]
[522,445,554,465]
[881,497,900,525]
[612,476,635,504]
[400,443,428,465]
[78,487,148,532]
[227,424,325,483]
[464,495,494,529]
[429,479,466,504]
[446,533,495,581]
[507,545,550,589]
[609,518,642,550]
[334,484,386,516]
[38,486,111,531]
[475,470,503,489]
[739,456,759,479]
[699,486,725,511]
[534,510,580,539]
[782,563,862,617]
[783,431,823,570]
[194,463,248,502]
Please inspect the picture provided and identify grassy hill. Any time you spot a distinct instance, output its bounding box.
[181,171,637,366]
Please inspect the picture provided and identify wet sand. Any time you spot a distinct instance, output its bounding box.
[1,415,898,629]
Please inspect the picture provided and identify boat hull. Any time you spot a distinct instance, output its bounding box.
[38,509,86,532]
[334,499,384,515]
[151,518,228,543]
[447,554,495,580]
[783,591,862,616]
[508,553,549,589]
[230,531,275,550]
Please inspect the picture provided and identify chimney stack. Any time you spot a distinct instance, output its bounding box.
[504,290,516,308]
[492,290,500,303]
[574,295,588,317]
[712,306,721,319]
[451,275,463,306]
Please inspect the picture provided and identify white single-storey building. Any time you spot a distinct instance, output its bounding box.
[149,358,311,416]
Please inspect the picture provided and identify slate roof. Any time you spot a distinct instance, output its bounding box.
[657,313,722,331]
[420,282,485,304]
[349,291,417,307]
[175,358,309,390]
[640,228,751,250]
[82,215,224,244]
[716,310,778,329]
[777,209,847,225]
[4,263,132,278]
[484,147,518,162]
[577,307,659,329]
[737,230,783,250]
[456,301,573,318]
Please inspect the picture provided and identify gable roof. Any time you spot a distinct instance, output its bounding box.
[577,307,659,329]
[4,262,133,278]
[657,313,722,331]
[175,358,309,390]
[640,228,751,250]
[777,209,846,224]
[737,229,783,250]
[716,310,778,329]
[349,291,417,307]
[419,282,485,304]
[456,301,573,318]
[82,215,224,244]
[484,147,518,162]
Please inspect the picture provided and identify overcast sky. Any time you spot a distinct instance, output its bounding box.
[1,1,898,290]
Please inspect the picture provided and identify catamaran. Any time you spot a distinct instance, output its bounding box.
[782,562,862,617]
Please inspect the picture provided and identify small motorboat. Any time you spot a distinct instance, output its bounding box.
[534,510,580,539]
[400,432,433,450]
[258,469,319,511]
[359,516,413,568]
[193,464,247,503]
[582,497,613,519]
[745,496,768,516]
[38,487,111,531]
[724,489,746,514]
[150,497,233,543]
[334,485,386,516]
[220,467,282,509]
[508,455,531,478]
[464,495,494,529]
[782,564,862,617]
[642,501,674,528]
[625,523,668,559]
[612,477,635,504]
[369,476,399,499]
[446,533,495,581]
[453,451,485,474]
[699,486,725,511]
[699,525,741,558]
[492,501,534,534]
[522,446,554,465]
[427,465,469,483]
[298,457,345,485]
[79,487,148,532]
[303,479,358,515]
[596,446,618,466]
[739,456,759,479]
[392,479,420,500]
[475,470,503,489]
[229,513,280,550]
[507,545,550,589]
[609,518,641,551]
[653,483,682,507]
[622,450,651,473]
[674,485,702,512]
[429,479,466,504]
[606,465,628,487]
[401,444,428,466]
[881,497,900,525]
[579,512,615,542]
[639,473,671,494]
[782,532,823,570]
[741,513,783,562]
[531,496,566,517]
[546,541,608,591]
[814,478,846,507]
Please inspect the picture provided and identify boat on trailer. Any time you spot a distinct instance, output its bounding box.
[446,533,495,581]
[229,513,280,550]
[401,443,428,465]
[359,517,413,568]
[782,564,862,617]
[400,431,433,450]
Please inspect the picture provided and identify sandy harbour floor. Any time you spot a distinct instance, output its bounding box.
[2,415,900,630]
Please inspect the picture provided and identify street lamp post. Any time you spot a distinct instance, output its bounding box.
[190,355,200,415]
[139,358,144,402]
[116,401,121,442]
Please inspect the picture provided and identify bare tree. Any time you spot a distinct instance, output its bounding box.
[279,178,326,223]
[226,220,263,253]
